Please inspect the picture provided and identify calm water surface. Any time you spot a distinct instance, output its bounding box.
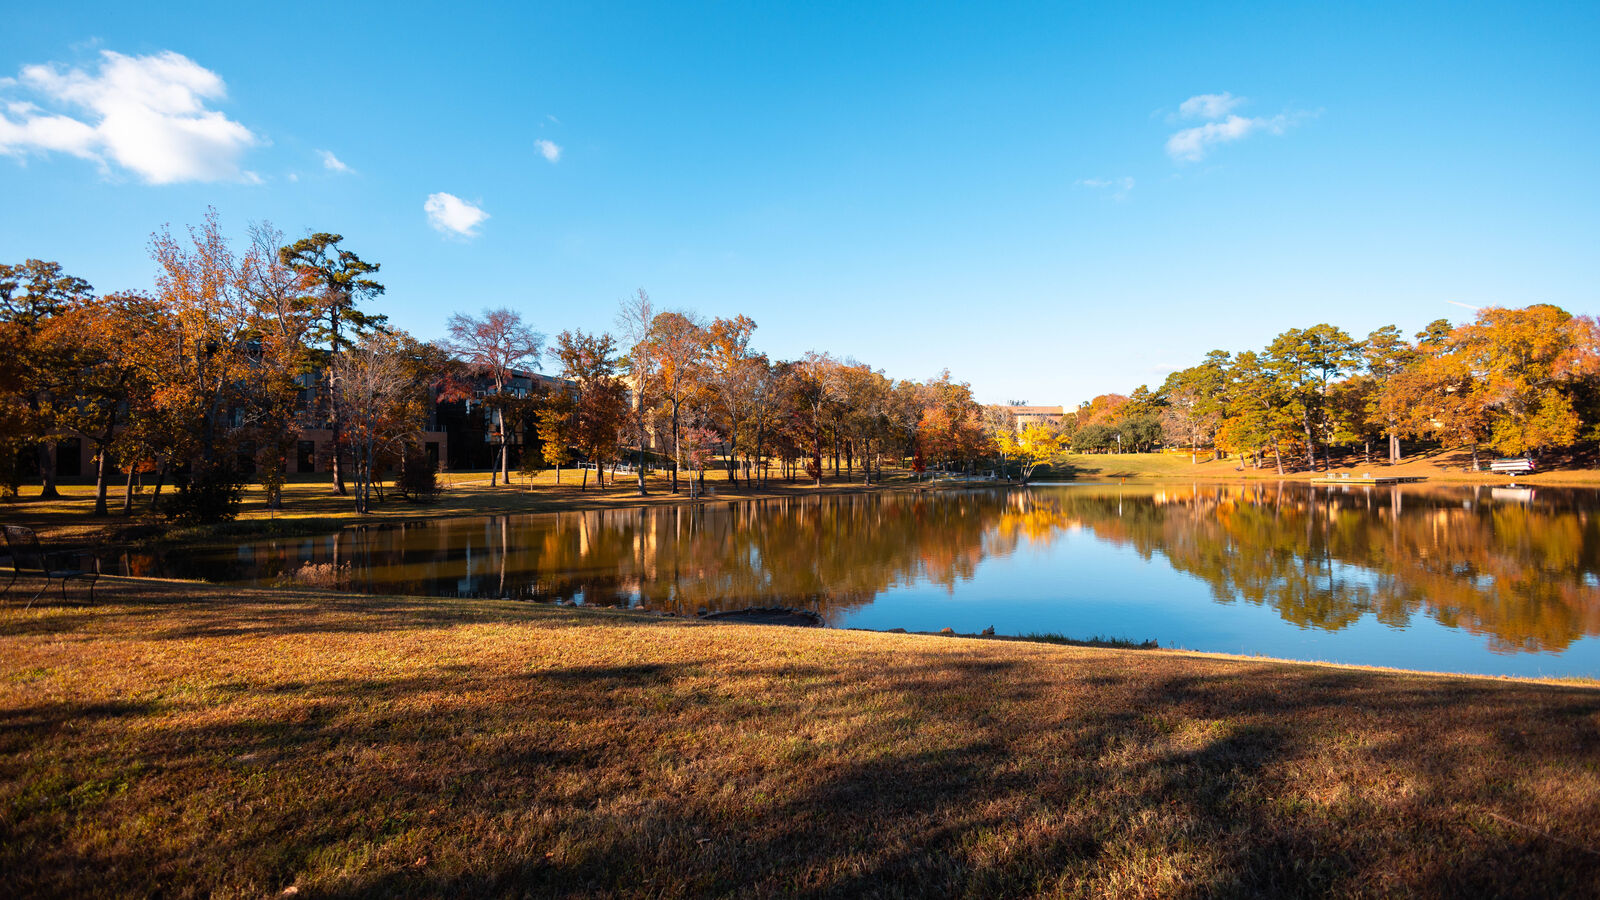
[136,482,1600,677]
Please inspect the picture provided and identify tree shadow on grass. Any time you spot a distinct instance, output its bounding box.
[4,624,1600,898]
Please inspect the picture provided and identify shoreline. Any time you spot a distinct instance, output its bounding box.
[6,576,1599,897]
[21,573,1597,686]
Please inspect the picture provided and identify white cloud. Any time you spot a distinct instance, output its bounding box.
[318,149,351,173]
[1076,176,1135,199]
[0,50,258,183]
[1178,92,1243,120]
[535,139,561,163]
[1166,113,1290,162]
[424,192,488,237]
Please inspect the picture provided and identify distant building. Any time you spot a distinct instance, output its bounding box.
[1007,405,1066,431]
[31,362,581,481]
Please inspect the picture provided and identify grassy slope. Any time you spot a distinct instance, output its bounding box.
[1054,447,1600,486]
[3,579,1598,898]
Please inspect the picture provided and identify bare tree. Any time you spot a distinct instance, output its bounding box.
[332,334,412,514]
[241,221,314,509]
[615,289,656,496]
[441,308,544,486]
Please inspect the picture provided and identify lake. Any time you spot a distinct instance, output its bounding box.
[127,482,1600,678]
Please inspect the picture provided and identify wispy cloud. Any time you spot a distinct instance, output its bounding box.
[1166,114,1291,162]
[1178,92,1243,120]
[1164,92,1306,163]
[318,149,351,173]
[424,192,488,238]
[535,139,561,163]
[0,49,258,183]
[1076,176,1135,200]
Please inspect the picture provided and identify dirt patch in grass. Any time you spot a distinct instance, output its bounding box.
[3,577,1598,898]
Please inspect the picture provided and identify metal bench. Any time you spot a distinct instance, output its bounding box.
[1489,458,1536,475]
[2,525,99,608]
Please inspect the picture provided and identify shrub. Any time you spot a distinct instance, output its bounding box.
[399,448,440,501]
[163,467,246,525]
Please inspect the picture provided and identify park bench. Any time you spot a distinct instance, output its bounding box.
[2,525,99,608]
[1489,458,1536,476]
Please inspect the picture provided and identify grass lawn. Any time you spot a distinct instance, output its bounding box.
[3,578,1598,897]
[1054,447,1600,486]
[1,467,920,543]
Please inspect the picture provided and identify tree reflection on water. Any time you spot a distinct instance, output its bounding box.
[140,483,1600,656]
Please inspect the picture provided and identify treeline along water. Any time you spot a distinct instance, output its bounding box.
[127,483,1600,677]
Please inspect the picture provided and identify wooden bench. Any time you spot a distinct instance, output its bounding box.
[1489,458,1536,475]
[2,525,99,609]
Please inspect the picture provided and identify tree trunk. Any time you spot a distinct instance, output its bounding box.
[670,403,680,494]
[36,442,59,499]
[1303,417,1317,472]
[1388,430,1401,464]
[149,463,167,512]
[1273,440,1285,476]
[499,408,511,486]
[92,448,111,516]
[635,405,649,497]
[329,385,347,495]
[123,464,137,516]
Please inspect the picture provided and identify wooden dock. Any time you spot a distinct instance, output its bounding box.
[1311,475,1429,485]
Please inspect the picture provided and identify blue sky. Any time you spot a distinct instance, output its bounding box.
[3,1,1596,406]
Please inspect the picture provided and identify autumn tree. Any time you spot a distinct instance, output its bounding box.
[645,311,708,493]
[535,391,577,484]
[997,423,1063,484]
[36,291,156,515]
[1452,305,1591,456]
[791,352,842,485]
[1265,325,1360,471]
[279,233,386,495]
[549,330,629,491]
[1327,375,1383,464]
[1159,352,1230,463]
[702,315,762,484]
[1361,325,1420,463]
[1389,346,1490,469]
[442,308,544,486]
[0,259,94,498]
[149,210,260,505]
[1217,351,1298,473]
[744,359,791,485]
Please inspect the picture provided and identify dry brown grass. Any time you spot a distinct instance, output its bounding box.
[3,577,1599,898]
